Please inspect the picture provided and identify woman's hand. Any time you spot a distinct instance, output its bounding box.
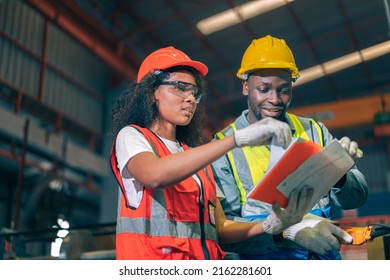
[234,117,292,149]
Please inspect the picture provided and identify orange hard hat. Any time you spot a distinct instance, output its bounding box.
[137,46,208,82]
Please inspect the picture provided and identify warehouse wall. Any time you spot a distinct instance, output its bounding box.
[0,0,111,133]
[0,0,117,258]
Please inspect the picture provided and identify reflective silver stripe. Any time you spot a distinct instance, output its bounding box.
[117,216,218,241]
[230,148,254,192]
[117,189,217,241]
[151,189,167,220]
[218,126,254,194]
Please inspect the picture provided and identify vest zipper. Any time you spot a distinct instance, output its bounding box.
[309,120,315,141]
[195,172,210,260]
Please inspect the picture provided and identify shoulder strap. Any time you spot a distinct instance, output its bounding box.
[110,124,157,208]
[215,124,247,203]
[288,113,324,147]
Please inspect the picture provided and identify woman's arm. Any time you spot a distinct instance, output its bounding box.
[127,135,236,189]
[215,199,266,244]
[127,117,292,189]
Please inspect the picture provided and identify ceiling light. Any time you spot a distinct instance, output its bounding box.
[197,0,295,35]
[294,40,390,87]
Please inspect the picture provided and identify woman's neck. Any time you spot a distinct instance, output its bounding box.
[150,120,176,141]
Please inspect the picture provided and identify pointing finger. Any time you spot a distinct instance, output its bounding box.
[330,224,353,244]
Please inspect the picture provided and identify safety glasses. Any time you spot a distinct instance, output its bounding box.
[159,81,202,103]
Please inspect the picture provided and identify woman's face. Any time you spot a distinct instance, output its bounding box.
[154,70,198,126]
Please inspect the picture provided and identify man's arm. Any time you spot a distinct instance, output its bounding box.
[320,123,369,209]
[331,169,368,209]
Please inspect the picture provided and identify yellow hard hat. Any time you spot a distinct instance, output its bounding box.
[237,35,299,82]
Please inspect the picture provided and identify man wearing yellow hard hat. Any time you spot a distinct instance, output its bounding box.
[211,35,368,260]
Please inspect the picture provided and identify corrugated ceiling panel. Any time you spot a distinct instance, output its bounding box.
[46,24,111,94]
[0,0,44,54]
[44,69,102,133]
[0,39,40,98]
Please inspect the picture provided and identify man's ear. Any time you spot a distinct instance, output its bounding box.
[242,80,249,96]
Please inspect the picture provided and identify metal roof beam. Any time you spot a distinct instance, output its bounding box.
[26,0,137,80]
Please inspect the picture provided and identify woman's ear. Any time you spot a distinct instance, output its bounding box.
[153,89,159,103]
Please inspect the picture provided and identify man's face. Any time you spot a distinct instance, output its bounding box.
[243,69,292,124]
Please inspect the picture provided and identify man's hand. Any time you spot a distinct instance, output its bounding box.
[283,214,353,254]
[262,187,314,235]
[339,136,363,162]
[234,117,292,149]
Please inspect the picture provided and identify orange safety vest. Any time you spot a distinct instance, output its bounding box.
[110,125,226,260]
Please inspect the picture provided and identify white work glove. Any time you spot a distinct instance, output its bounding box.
[234,117,292,149]
[338,136,363,162]
[283,213,353,254]
[262,187,314,235]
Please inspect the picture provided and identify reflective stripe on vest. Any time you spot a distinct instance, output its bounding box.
[216,113,324,204]
[117,217,217,239]
[216,124,270,204]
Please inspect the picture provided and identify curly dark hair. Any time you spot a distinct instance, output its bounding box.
[111,66,208,147]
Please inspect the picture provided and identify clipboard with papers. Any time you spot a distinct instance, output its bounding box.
[248,137,355,209]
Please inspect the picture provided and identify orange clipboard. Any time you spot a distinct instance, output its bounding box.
[248,139,322,208]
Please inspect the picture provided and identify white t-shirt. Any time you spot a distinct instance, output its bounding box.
[115,126,185,208]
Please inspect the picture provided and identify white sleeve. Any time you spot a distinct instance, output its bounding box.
[115,126,154,208]
[115,126,154,179]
